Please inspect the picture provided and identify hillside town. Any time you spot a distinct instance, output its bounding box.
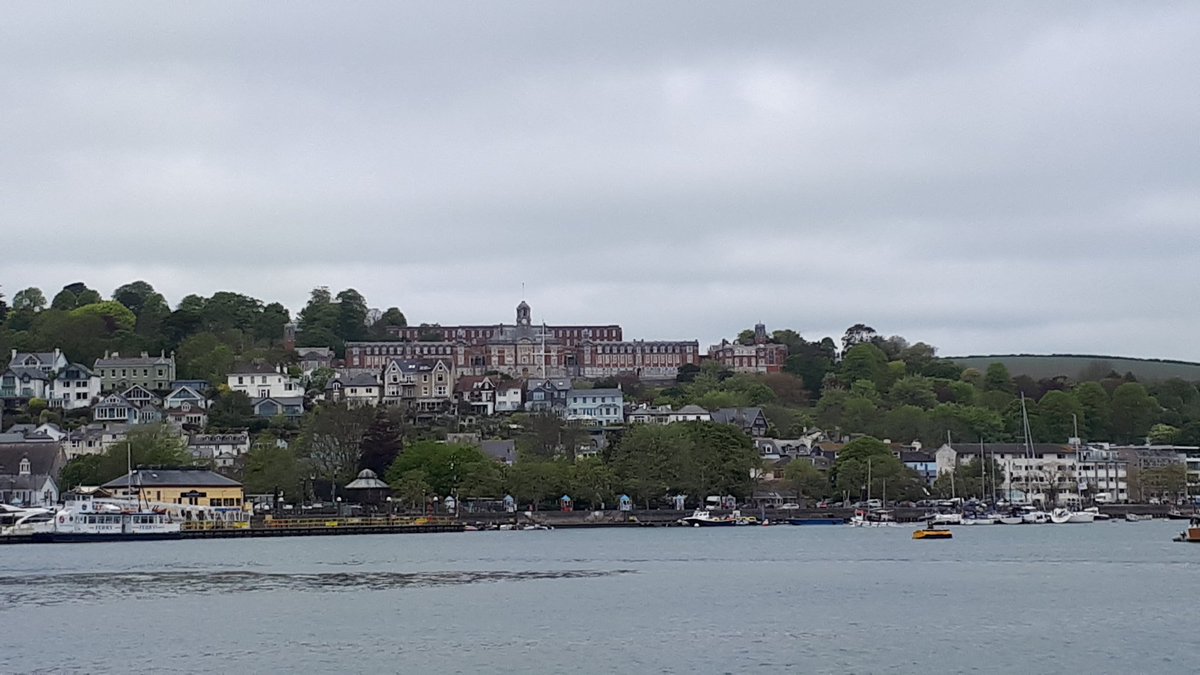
[3,288,1200,514]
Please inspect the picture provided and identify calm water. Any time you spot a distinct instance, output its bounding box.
[1,521,1195,674]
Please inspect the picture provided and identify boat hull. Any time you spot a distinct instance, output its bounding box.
[913,529,953,540]
[998,517,1024,525]
[787,518,845,526]
[30,531,184,543]
[1066,512,1097,524]
[680,518,736,527]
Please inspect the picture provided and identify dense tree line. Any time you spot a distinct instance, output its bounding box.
[0,281,407,388]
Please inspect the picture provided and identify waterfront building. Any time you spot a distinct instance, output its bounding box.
[939,442,1129,505]
[707,324,788,374]
[227,363,303,400]
[102,468,244,507]
[0,442,66,506]
[900,450,938,485]
[1109,445,1193,501]
[94,351,176,392]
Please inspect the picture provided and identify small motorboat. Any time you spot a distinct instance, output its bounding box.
[998,515,1024,525]
[1167,509,1195,520]
[1174,517,1200,542]
[913,525,953,540]
[679,509,736,527]
[1125,513,1153,522]
[1083,507,1110,521]
[849,509,900,527]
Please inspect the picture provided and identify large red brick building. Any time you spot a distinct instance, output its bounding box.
[345,302,698,380]
[707,323,788,374]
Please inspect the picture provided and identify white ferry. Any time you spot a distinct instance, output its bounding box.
[23,492,183,542]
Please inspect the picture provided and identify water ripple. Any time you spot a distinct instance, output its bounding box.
[0,568,635,608]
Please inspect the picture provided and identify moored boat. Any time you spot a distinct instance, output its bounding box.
[849,509,900,527]
[1173,517,1200,542]
[679,509,736,527]
[1125,513,1152,522]
[23,492,182,542]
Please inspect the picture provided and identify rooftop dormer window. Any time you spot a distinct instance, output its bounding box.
[19,458,31,475]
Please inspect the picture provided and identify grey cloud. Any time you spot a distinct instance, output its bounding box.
[1,1,1198,360]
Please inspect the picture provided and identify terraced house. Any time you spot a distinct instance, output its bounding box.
[94,351,176,392]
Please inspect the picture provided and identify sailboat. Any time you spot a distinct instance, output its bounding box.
[849,459,899,527]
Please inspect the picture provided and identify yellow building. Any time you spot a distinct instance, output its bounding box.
[102,468,244,507]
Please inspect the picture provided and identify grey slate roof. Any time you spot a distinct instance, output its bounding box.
[330,372,379,388]
[94,353,174,367]
[568,388,624,399]
[675,405,710,415]
[102,469,242,488]
[0,443,67,478]
[8,352,58,367]
[6,366,49,381]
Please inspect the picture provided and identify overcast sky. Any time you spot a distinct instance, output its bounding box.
[2,2,1198,358]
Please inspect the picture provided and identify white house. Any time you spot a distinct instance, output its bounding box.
[6,349,69,375]
[325,372,381,407]
[47,363,101,410]
[227,363,303,400]
[668,404,711,423]
[165,401,208,430]
[495,381,524,413]
[565,388,625,426]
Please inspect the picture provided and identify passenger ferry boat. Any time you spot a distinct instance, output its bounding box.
[26,492,182,542]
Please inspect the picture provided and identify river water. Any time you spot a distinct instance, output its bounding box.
[1,520,1194,674]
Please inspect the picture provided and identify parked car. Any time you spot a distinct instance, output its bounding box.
[779,503,801,510]
[816,500,831,509]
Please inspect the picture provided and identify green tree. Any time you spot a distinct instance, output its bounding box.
[570,457,617,509]
[297,402,375,493]
[983,363,1015,394]
[357,408,404,476]
[386,441,498,497]
[240,436,304,502]
[335,288,369,342]
[783,460,830,501]
[1147,423,1180,445]
[96,425,192,484]
[12,287,47,312]
[1109,382,1159,443]
[59,454,104,489]
[208,390,255,429]
[70,301,136,333]
[841,343,888,388]
[1038,390,1084,442]
[1074,382,1112,440]
[888,375,938,409]
[392,469,431,510]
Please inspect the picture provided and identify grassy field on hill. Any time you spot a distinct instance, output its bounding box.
[950,354,1200,383]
